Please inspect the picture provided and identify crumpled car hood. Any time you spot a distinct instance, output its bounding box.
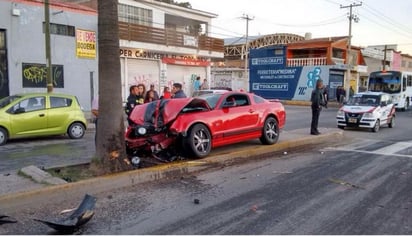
[129,98,210,127]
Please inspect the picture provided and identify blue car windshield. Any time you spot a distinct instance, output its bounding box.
[0,95,21,109]
[197,93,223,109]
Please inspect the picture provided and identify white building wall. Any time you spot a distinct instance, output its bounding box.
[0,0,98,110]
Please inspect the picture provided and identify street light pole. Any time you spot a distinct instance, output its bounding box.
[45,0,53,93]
[241,14,254,82]
[341,2,361,100]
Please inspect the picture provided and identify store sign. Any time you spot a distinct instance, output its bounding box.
[76,29,96,59]
[162,58,210,67]
[119,48,208,61]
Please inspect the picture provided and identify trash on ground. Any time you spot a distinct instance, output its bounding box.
[194,199,200,204]
[329,178,365,189]
[0,215,17,225]
[34,194,97,232]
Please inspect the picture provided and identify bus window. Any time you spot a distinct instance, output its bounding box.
[403,75,407,92]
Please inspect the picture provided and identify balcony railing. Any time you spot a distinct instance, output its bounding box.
[119,22,224,53]
[287,57,327,67]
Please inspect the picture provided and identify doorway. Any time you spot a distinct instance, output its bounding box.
[0,29,9,98]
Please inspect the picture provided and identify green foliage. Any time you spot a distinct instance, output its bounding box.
[155,0,192,8]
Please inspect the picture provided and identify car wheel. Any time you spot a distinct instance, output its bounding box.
[68,122,86,139]
[184,124,211,158]
[260,117,279,145]
[0,127,8,145]
[388,116,395,128]
[371,119,380,133]
[338,125,345,130]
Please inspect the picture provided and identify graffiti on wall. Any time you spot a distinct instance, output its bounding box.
[22,63,64,88]
[306,67,322,88]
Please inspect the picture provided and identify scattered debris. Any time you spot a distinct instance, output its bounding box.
[194,199,200,204]
[3,173,10,176]
[272,171,293,174]
[329,178,365,189]
[0,215,17,225]
[250,205,258,212]
[283,151,288,155]
[59,208,76,215]
[239,177,247,180]
[34,194,97,232]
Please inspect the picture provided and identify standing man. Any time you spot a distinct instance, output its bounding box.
[148,84,160,100]
[172,83,187,98]
[310,79,326,135]
[200,78,209,90]
[193,76,201,91]
[125,85,139,126]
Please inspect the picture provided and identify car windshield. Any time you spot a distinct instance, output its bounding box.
[347,95,380,106]
[0,95,22,109]
[197,93,223,109]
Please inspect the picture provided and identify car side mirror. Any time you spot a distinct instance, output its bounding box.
[14,107,25,114]
[223,101,236,108]
[380,101,387,106]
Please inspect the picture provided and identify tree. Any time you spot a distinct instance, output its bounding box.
[155,0,192,8]
[92,0,131,174]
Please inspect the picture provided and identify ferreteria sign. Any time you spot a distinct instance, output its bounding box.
[119,48,208,62]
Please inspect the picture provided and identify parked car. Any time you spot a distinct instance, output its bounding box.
[125,91,286,164]
[336,92,395,132]
[0,93,87,145]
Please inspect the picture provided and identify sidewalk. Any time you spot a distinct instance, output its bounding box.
[0,127,343,212]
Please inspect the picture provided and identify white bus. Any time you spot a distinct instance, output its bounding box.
[367,70,412,110]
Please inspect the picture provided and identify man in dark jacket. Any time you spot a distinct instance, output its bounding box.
[172,83,187,98]
[125,85,140,125]
[310,79,326,135]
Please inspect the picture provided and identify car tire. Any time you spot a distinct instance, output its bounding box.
[0,127,8,145]
[388,116,395,128]
[371,119,380,133]
[68,122,86,139]
[338,125,345,130]
[184,124,211,158]
[260,117,279,145]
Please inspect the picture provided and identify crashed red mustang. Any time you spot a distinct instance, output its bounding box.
[125,91,286,165]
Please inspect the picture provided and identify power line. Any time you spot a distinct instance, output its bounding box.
[254,14,347,28]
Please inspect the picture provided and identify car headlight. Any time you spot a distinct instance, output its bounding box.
[137,127,147,135]
[362,112,374,118]
[337,110,345,116]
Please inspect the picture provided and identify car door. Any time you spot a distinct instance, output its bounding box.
[47,96,73,132]
[8,96,47,137]
[381,94,393,124]
[220,94,260,138]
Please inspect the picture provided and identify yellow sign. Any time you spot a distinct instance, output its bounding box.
[76,29,96,59]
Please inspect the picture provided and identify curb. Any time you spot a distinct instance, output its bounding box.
[0,129,343,212]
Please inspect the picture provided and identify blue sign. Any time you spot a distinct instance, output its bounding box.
[249,46,302,100]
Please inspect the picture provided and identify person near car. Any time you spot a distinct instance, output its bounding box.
[148,84,160,100]
[193,76,201,91]
[310,79,326,135]
[336,86,346,106]
[200,79,209,90]
[161,86,172,99]
[144,90,158,103]
[125,85,139,126]
[172,83,187,98]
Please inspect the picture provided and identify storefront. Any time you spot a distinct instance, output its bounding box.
[120,48,210,99]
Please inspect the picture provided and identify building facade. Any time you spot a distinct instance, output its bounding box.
[0,0,98,110]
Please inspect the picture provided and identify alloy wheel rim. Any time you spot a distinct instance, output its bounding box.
[194,129,210,153]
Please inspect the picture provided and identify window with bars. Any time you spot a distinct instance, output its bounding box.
[118,4,153,26]
[43,22,75,37]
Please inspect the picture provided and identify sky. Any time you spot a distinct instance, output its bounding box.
[188,0,412,55]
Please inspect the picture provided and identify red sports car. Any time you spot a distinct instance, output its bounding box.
[125,91,286,164]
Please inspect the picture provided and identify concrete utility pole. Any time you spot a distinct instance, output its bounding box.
[45,0,53,93]
[341,2,362,100]
[240,14,254,80]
